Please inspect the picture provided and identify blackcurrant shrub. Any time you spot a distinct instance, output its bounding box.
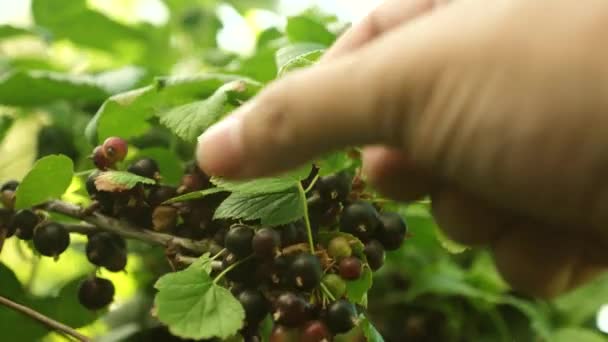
[322,274,347,299]
[301,320,331,342]
[221,252,257,284]
[127,158,160,180]
[0,208,15,237]
[279,222,307,248]
[377,211,408,251]
[102,136,128,163]
[327,236,352,260]
[273,292,310,327]
[339,201,380,242]
[152,205,178,232]
[325,299,357,334]
[11,209,40,240]
[338,256,362,280]
[252,228,281,259]
[289,253,322,291]
[86,232,127,272]
[237,289,270,326]
[317,172,351,202]
[147,185,177,207]
[78,276,115,310]
[33,222,70,257]
[364,240,385,271]
[225,225,254,258]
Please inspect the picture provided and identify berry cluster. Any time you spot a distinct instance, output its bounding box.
[0,137,409,340]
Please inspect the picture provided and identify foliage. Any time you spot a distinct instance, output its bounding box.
[0,1,606,341]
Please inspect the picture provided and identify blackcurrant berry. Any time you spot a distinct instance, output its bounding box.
[364,240,385,271]
[317,172,351,202]
[221,253,257,284]
[85,172,99,197]
[325,300,357,334]
[279,222,307,247]
[86,232,127,272]
[327,236,352,260]
[0,208,15,237]
[147,185,177,207]
[339,201,380,242]
[301,320,331,342]
[152,205,178,232]
[269,325,299,342]
[127,158,160,179]
[273,292,310,327]
[377,212,407,251]
[91,146,112,170]
[33,223,70,257]
[225,225,254,258]
[322,274,347,299]
[11,209,39,240]
[252,228,281,259]
[339,256,363,280]
[102,137,128,163]
[237,289,269,326]
[78,276,115,310]
[289,254,322,291]
[1,180,19,192]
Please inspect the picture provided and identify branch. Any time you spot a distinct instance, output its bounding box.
[44,200,212,254]
[0,295,91,342]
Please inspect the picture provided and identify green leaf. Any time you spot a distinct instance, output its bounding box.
[211,167,310,194]
[0,115,14,143]
[94,171,155,192]
[0,70,109,106]
[15,155,73,209]
[553,273,608,325]
[345,267,373,305]
[86,74,257,144]
[163,187,226,204]
[552,328,607,342]
[214,187,304,226]
[158,80,260,141]
[154,258,245,339]
[286,16,336,46]
[132,148,183,186]
[0,25,36,39]
[434,226,469,254]
[359,315,385,342]
[276,43,324,76]
[315,151,358,176]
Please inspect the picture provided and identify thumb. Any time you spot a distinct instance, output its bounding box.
[197,4,458,178]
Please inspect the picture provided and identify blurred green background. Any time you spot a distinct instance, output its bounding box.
[1,1,608,341]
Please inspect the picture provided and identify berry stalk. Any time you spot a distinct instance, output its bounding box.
[297,183,315,253]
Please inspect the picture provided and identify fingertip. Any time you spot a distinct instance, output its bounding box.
[197,115,245,177]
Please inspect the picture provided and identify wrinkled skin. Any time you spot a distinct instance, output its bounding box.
[197,0,608,298]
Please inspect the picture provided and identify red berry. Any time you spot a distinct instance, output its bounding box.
[301,320,331,342]
[338,256,362,280]
[102,137,128,163]
[270,325,299,342]
[91,146,112,170]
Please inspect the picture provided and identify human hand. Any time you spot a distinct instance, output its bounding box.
[197,0,608,298]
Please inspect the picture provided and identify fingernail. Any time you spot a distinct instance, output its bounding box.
[197,114,243,176]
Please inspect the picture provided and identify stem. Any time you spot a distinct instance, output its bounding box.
[319,282,335,301]
[74,169,95,177]
[213,255,253,284]
[210,248,227,261]
[0,295,91,342]
[304,174,320,193]
[297,183,315,253]
[44,200,211,254]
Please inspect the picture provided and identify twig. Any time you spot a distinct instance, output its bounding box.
[43,200,211,254]
[0,295,91,342]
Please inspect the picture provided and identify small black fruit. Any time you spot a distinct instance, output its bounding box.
[289,254,322,291]
[326,299,357,334]
[11,209,39,240]
[377,212,407,251]
[364,240,385,271]
[238,289,269,326]
[301,320,331,342]
[338,256,362,280]
[33,223,70,257]
[252,228,281,259]
[127,158,160,179]
[78,277,115,310]
[147,185,177,207]
[1,180,19,192]
[317,172,351,202]
[91,146,112,170]
[0,208,14,237]
[339,201,380,242]
[273,292,310,327]
[225,225,254,258]
[221,253,257,284]
[86,232,127,272]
